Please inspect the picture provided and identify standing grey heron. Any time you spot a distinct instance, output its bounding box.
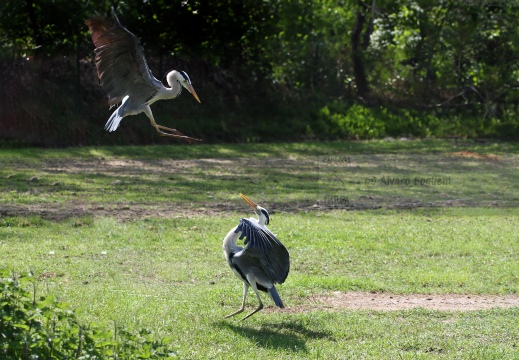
[86,9,201,142]
[223,193,290,320]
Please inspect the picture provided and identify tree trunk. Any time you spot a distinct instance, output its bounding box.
[75,35,82,110]
[351,0,369,99]
[26,0,42,48]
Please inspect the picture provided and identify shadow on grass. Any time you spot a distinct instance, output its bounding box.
[2,139,515,161]
[215,319,333,352]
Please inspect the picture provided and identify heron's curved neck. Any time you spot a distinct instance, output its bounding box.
[149,81,181,104]
[257,214,267,226]
[163,81,182,100]
[161,70,183,100]
[223,227,241,253]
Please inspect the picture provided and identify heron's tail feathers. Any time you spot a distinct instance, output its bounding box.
[268,286,284,309]
[105,96,129,132]
[105,108,123,132]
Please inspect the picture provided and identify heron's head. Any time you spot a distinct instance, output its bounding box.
[240,193,270,225]
[166,70,201,103]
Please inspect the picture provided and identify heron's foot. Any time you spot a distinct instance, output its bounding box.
[241,303,263,321]
[156,125,202,143]
[224,308,244,319]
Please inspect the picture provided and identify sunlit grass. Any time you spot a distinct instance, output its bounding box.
[3,208,519,358]
[0,140,518,209]
[2,140,519,358]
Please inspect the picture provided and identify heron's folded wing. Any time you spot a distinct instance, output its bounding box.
[235,218,290,284]
[86,14,157,107]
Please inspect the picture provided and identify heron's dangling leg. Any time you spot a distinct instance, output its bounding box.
[156,125,188,136]
[142,106,201,143]
[156,126,201,143]
[241,281,264,321]
[225,283,249,318]
[156,126,202,143]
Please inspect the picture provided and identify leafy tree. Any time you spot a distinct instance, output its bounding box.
[0,0,518,144]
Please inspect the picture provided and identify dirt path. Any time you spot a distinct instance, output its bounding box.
[286,292,519,312]
[0,201,448,221]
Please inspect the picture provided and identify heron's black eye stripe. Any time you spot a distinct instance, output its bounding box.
[179,70,191,84]
[260,209,270,224]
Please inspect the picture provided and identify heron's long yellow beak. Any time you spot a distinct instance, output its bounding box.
[187,84,201,103]
[240,193,257,209]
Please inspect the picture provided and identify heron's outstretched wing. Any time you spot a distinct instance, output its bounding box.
[86,12,158,107]
[235,218,290,284]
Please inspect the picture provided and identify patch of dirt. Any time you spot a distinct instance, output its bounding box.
[0,202,231,221]
[285,292,519,312]
[0,199,487,221]
[448,151,501,161]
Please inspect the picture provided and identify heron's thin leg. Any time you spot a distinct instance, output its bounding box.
[143,106,201,142]
[156,125,187,136]
[225,283,248,318]
[157,130,202,143]
[242,282,263,321]
[156,126,201,143]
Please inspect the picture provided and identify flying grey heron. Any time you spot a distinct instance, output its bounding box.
[222,193,290,320]
[86,10,201,142]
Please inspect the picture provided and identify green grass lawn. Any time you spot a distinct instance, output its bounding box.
[2,139,519,358]
[0,139,517,210]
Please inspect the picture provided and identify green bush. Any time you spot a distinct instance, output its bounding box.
[318,102,386,139]
[315,101,519,140]
[0,269,177,359]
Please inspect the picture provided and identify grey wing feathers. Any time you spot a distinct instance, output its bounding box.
[235,218,290,284]
[86,14,157,107]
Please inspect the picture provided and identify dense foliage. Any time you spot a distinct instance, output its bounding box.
[0,0,518,145]
[0,269,176,358]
